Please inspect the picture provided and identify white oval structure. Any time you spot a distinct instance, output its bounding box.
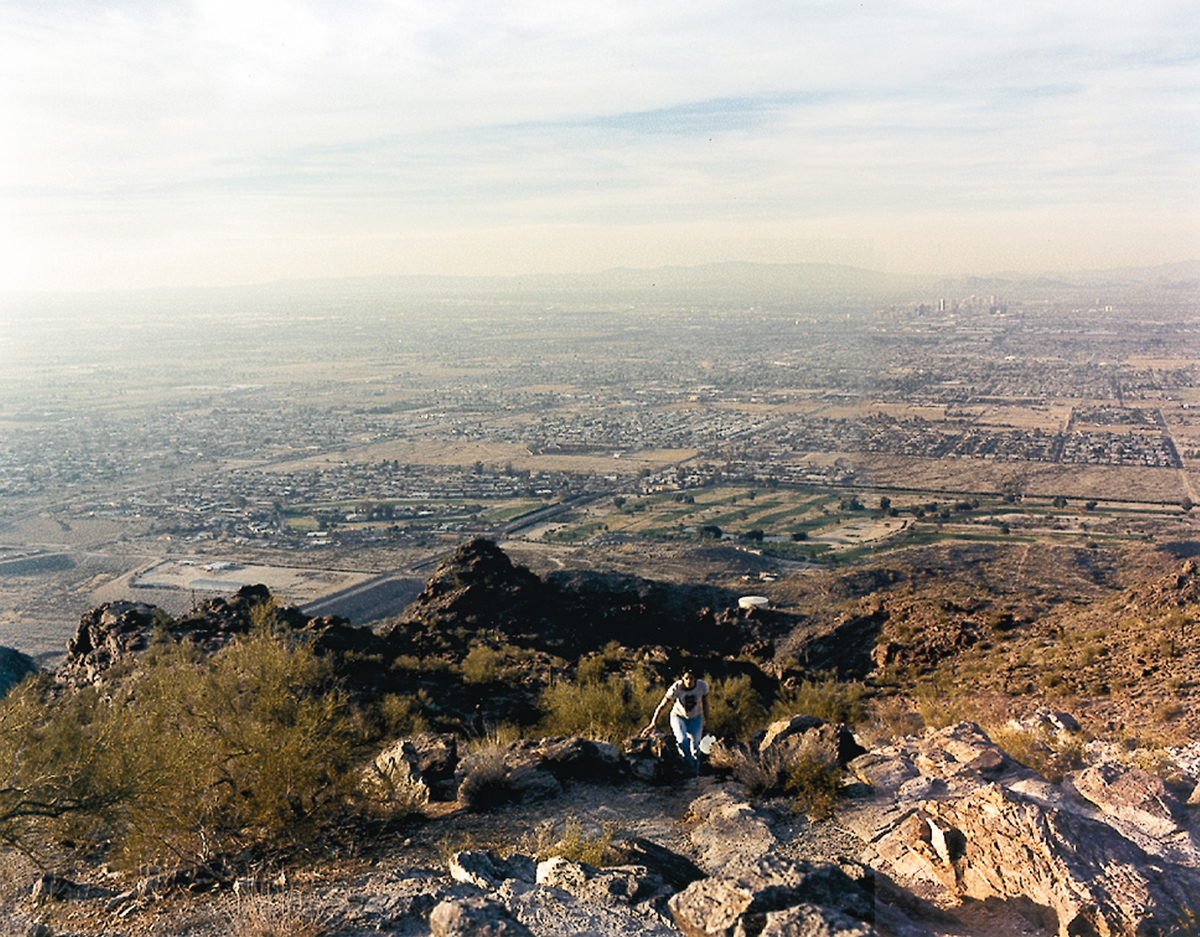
[738,595,770,610]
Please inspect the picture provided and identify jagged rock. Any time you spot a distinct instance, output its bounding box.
[622,734,684,784]
[667,856,875,937]
[1067,762,1189,840]
[367,739,430,804]
[449,850,536,889]
[412,732,459,780]
[846,749,920,797]
[453,737,624,811]
[430,895,535,937]
[54,586,386,696]
[759,716,866,769]
[919,783,1200,937]
[686,790,777,874]
[58,600,158,687]
[860,722,1200,937]
[386,537,763,663]
[535,736,623,780]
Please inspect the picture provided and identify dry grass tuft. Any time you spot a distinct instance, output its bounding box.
[227,889,331,937]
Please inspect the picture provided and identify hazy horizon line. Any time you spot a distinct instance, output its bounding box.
[5,256,1198,301]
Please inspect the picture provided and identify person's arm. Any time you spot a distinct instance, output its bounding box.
[701,690,710,733]
[642,688,672,736]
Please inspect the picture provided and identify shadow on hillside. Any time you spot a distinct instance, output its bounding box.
[1159,540,1200,560]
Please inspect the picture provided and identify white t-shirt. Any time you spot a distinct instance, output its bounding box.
[664,679,709,720]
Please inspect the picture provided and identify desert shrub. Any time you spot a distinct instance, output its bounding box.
[706,674,769,739]
[456,747,520,812]
[1154,701,1184,723]
[537,670,659,741]
[0,676,136,857]
[112,634,365,865]
[770,676,868,727]
[863,696,923,746]
[436,830,476,865]
[249,596,284,635]
[0,633,366,866]
[988,726,1085,784]
[712,744,790,797]
[465,723,524,752]
[462,644,503,685]
[372,692,430,737]
[785,755,844,820]
[576,641,626,686]
[530,816,623,866]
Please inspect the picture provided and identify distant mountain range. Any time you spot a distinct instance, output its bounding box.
[5,259,1196,309]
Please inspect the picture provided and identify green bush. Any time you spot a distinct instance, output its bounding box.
[530,816,623,866]
[0,633,367,867]
[537,670,659,742]
[706,674,768,739]
[770,676,868,727]
[462,644,503,685]
[785,755,844,820]
[575,642,626,686]
[373,692,430,737]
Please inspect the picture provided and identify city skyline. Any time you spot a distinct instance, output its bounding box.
[3,1,1198,293]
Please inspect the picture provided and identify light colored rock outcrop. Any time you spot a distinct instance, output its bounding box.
[853,721,1200,937]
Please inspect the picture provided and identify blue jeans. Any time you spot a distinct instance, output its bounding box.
[670,711,703,772]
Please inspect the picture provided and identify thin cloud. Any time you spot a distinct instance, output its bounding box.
[1,0,1196,289]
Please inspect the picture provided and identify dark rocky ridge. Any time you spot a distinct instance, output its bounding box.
[48,538,796,732]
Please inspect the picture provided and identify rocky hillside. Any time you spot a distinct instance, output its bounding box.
[4,535,1200,935]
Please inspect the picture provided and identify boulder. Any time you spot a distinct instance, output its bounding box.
[449,850,536,889]
[1066,762,1188,840]
[667,856,875,937]
[368,739,430,804]
[860,722,1200,937]
[918,783,1200,937]
[759,716,866,770]
[412,732,459,781]
[536,856,659,906]
[535,736,623,780]
[622,734,679,784]
[456,749,562,811]
[686,790,777,874]
[59,600,158,687]
[429,895,534,937]
[619,836,706,891]
[756,903,874,937]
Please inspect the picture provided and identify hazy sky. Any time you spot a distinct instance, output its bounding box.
[3,1,1198,291]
